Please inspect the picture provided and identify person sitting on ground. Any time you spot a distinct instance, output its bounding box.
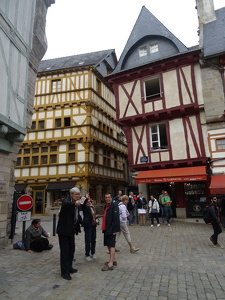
[25,219,53,253]
[149,195,160,227]
[117,195,139,253]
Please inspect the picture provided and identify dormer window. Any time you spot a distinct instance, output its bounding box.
[150,42,158,54]
[139,46,147,57]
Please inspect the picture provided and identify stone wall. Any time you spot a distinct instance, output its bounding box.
[0,0,54,249]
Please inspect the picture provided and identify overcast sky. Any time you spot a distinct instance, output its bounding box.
[43,0,225,61]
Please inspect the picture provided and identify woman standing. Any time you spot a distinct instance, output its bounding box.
[136,192,147,226]
[82,192,99,261]
[148,195,160,227]
[161,191,173,226]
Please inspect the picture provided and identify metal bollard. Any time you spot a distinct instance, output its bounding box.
[53,214,56,236]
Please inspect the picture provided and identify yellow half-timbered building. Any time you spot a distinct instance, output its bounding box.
[15,50,128,214]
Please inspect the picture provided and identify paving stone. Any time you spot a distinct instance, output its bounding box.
[1,218,225,299]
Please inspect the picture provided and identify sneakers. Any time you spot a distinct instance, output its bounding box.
[86,256,94,262]
[104,261,117,266]
[150,225,154,227]
[157,224,160,227]
[168,223,171,227]
[101,264,114,271]
[91,254,97,260]
[130,247,139,253]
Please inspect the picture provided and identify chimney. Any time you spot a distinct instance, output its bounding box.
[195,0,216,48]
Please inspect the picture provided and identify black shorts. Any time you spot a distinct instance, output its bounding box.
[104,233,116,247]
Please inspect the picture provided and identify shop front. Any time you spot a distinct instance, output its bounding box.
[136,166,208,219]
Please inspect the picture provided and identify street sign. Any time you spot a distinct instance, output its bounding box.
[17,195,33,211]
[17,211,31,222]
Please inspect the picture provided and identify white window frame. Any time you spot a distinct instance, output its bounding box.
[139,46,147,57]
[143,75,161,100]
[150,42,158,54]
[150,123,168,151]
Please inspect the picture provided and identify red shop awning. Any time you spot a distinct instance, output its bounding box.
[209,175,225,194]
[135,166,207,184]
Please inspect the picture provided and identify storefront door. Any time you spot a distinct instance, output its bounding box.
[33,190,45,214]
[185,182,206,218]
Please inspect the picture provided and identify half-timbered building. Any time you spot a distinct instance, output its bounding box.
[108,3,225,219]
[15,50,128,214]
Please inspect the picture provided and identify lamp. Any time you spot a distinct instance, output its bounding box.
[119,131,125,142]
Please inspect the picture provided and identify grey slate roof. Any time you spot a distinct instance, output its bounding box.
[38,49,117,75]
[203,7,225,58]
[111,6,190,75]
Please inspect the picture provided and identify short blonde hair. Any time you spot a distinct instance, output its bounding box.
[122,195,128,202]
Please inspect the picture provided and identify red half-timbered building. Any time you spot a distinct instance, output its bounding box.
[108,5,218,219]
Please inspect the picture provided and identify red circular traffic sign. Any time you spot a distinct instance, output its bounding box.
[17,195,33,211]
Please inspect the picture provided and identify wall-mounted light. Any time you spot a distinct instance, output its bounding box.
[119,131,125,142]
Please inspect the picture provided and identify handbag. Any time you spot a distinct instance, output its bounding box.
[151,208,158,214]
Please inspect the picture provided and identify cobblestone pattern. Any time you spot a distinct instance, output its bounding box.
[0,218,225,300]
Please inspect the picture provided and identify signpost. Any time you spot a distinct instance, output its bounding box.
[17,195,33,242]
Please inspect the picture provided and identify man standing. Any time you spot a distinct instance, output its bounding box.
[101,193,120,271]
[127,192,135,225]
[208,196,222,248]
[57,187,82,280]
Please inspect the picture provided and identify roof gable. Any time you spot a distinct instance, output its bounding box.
[112,6,188,74]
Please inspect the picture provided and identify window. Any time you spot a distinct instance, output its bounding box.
[33,148,39,154]
[69,144,75,151]
[216,139,225,150]
[64,117,71,127]
[24,157,30,166]
[69,153,75,162]
[18,149,22,155]
[50,146,57,152]
[50,154,57,164]
[139,46,147,57]
[42,147,48,153]
[39,120,44,129]
[33,156,39,165]
[41,155,48,164]
[24,148,30,154]
[144,76,161,100]
[150,42,158,54]
[96,78,101,95]
[55,118,61,128]
[31,121,36,130]
[16,157,21,166]
[150,123,168,150]
[52,79,61,92]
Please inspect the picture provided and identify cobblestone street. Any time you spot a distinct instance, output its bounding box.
[0,218,225,300]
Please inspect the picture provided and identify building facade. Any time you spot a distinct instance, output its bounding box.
[15,50,129,215]
[108,1,225,219]
[0,0,54,248]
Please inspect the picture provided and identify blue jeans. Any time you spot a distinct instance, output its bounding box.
[163,206,173,224]
[128,210,135,225]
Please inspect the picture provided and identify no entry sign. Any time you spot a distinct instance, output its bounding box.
[17,195,33,211]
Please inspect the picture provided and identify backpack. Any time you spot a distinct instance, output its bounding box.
[13,240,25,250]
[203,206,211,224]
